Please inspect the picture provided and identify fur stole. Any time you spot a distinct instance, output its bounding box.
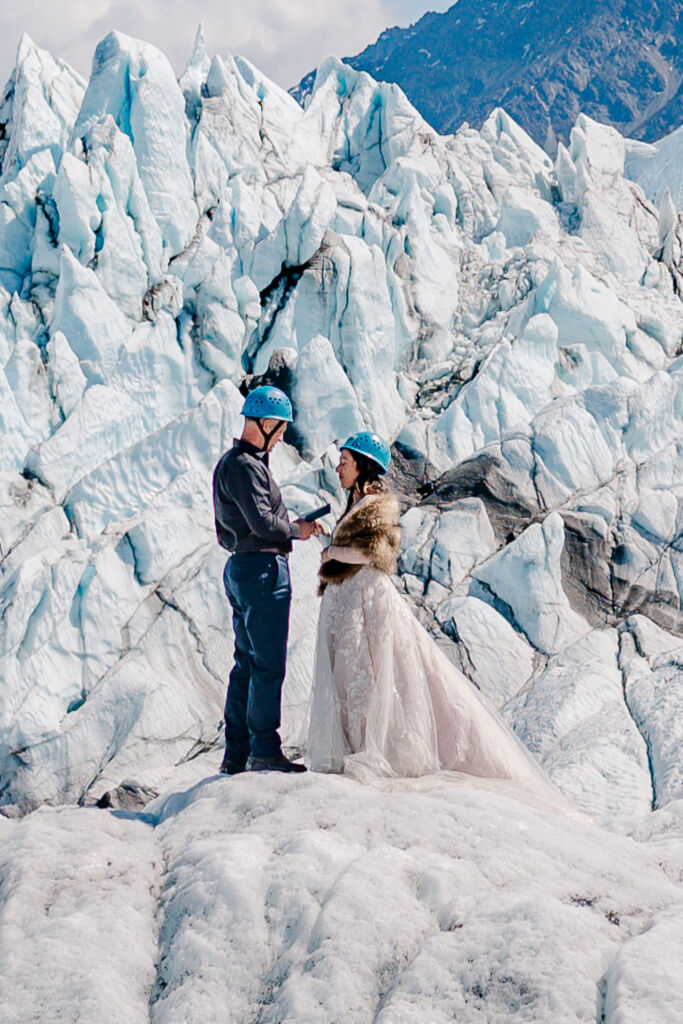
[318,490,401,594]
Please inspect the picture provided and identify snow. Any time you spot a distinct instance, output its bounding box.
[602,911,683,1023]
[0,807,158,1024]
[3,767,682,1022]
[0,24,681,1021]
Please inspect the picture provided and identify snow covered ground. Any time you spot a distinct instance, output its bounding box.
[1,762,682,1023]
[0,25,682,1021]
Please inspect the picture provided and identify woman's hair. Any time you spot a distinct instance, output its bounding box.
[341,450,389,517]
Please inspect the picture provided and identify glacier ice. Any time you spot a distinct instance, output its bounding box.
[74,32,196,257]
[473,512,590,656]
[436,592,536,708]
[291,335,364,457]
[0,24,681,1020]
[10,30,683,821]
[624,123,683,211]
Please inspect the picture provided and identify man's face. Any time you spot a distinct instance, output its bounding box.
[262,419,287,451]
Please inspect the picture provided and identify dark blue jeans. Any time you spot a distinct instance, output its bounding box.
[223,553,292,761]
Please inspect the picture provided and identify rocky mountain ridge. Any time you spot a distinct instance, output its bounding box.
[293,0,683,152]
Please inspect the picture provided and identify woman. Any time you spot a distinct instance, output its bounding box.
[305,431,561,802]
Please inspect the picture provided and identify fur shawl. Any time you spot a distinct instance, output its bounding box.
[318,490,401,594]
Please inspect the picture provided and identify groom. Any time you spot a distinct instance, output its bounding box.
[213,386,321,775]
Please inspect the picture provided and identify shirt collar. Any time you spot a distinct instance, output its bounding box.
[233,437,269,463]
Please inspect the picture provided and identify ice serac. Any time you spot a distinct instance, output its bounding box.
[49,246,131,382]
[55,118,165,316]
[306,56,434,194]
[508,629,653,822]
[557,115,659,284]
[189,49,307,217]
[0,36,85,291]
[431,313,559,465]
[0,369,37,471]
[0,34,84,180]
[73,32,196,257]
[436,592,536,707]
[618,617,683,809]
[473,512,590,655]
[292,336,364,458]
[180,24,211,125]
[624,123,683,212]
[0,29,680,862]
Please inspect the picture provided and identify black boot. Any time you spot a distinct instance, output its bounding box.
[246,752,307,773]
[219,751,247,775]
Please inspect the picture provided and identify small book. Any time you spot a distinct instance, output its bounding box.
[302,503,332,522]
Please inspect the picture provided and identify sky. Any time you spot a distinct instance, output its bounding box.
[0,0,454,92]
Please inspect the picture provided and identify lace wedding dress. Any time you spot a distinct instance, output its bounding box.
[305,565,559,802]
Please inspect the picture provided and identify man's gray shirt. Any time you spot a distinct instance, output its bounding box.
[213,438,301,554]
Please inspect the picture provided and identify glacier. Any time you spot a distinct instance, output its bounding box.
[0,26,682,1022]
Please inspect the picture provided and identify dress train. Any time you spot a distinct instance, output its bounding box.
[305,566,564,807]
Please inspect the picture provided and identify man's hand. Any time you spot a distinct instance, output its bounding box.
[295,518,324,540]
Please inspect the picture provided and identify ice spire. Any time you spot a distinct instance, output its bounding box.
[658,188,682,293]
[180,23,211,124]
[0,33,84,182]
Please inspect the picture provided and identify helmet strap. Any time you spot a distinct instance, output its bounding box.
[256,418,282,454]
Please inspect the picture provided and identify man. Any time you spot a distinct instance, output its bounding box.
[213,385,321,774]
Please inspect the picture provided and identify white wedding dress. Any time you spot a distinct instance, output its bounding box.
[305,565,561,803]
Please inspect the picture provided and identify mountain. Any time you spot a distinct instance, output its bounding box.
[293,0,683,152]
[0,28,682,1021]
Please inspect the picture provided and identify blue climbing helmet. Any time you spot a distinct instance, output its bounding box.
[341,431,391,475]
[241,385,293,422]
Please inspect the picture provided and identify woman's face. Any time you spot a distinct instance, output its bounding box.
[337,449,360,491]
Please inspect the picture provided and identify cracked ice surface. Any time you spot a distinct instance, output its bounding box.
[0,23,681,1022]
[3,766,683,1023]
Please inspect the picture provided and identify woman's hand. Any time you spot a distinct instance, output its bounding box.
[295,519,326,540]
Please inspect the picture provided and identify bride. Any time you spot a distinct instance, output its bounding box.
[304,432,560,801]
